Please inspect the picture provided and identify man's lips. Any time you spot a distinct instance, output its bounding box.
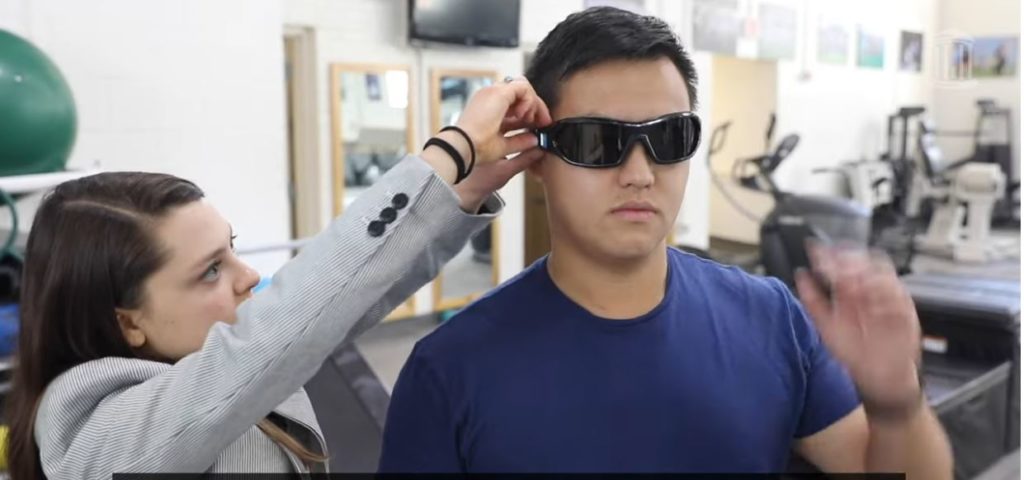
[611,201,659,220]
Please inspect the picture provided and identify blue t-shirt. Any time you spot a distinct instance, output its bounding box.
[379,249,860,473]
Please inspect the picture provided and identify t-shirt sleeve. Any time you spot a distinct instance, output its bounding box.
[774,280,862,438]
[378,343,463,472]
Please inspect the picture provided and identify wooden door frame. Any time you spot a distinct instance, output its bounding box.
[428,68,502,311]
[329,62,417,320]
[283,26,322,240]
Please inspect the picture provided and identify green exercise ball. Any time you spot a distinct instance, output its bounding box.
[0,29,76,176]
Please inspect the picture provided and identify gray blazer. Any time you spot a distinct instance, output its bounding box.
[32,156,501,478]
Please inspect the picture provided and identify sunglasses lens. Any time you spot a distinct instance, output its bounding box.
[552,123,623,167]
[546,114,701,167]
[645,115,701,163]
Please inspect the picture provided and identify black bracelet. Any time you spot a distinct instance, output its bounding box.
[440,126,476,178]
[424,137,469,184]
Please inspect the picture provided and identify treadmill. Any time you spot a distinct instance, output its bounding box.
[902,273,1020,478]
[789,274,1018,479]
[787,353,1013,480]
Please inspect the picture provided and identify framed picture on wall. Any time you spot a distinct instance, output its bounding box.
[817,17,849,65]
[692,0,741,55]
[758,3,797,60]
[971,37,1019,77]
[857,26,885,69]
[899,31,924,72]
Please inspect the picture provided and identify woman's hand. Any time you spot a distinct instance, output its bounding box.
[421,78,553,212]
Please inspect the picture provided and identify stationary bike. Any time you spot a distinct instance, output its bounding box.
[708,117,872,289]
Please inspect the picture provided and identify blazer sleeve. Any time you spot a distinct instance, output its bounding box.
[34,155,502,478]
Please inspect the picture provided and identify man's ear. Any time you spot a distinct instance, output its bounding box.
[115,309,147,348]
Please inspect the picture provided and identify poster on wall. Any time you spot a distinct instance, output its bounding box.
[971,37,1019,77]
[693,0,741,55]
[757,3,797,60]
[899,31,924,72]
[583,0,647,14]
[817,17,849,65]
[857,27,885,69]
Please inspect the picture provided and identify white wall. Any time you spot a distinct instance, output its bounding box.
[683,50,713,250]
[672,0,941,245]
[770,0,940,197]
[6,0,981,303]
[691,0,1018,245]
[0,0,292,276]
[708,56,778,244]
[933,0,1020,182]
[683,0,940,243]
[0,0,715,307]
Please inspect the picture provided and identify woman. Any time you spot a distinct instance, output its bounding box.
[4,79,551,479]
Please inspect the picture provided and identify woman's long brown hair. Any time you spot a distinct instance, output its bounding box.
[4,172,324,479]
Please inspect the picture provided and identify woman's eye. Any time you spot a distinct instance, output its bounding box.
[201,262,222,282]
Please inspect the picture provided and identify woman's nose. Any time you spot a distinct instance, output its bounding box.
[235,261,261,296]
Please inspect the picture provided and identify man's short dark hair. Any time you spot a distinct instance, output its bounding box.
[526,6,699,112]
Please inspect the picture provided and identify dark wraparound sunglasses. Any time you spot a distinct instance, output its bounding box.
[535,112,702,168]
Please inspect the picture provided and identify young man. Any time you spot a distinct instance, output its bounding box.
[380,7,952,476]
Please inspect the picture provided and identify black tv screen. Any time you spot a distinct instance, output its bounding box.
[409,0,520,48]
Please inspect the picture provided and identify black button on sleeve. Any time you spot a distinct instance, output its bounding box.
[392,193,409,209]
[380,207,398,223]
[367,220,386,237]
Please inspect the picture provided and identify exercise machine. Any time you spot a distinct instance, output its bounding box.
[889,101,1018,225]
[813,160,895,211]
[883,106,928,217]
[902,273,1021,477]
[915,120,1013,263]
[811,158,916,274]
[809,107,928,274]
[860,103,1017,266]
[707,118,872,288]
[972,100,1019,226]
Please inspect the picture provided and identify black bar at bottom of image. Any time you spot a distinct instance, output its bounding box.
[112,473,908,480]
